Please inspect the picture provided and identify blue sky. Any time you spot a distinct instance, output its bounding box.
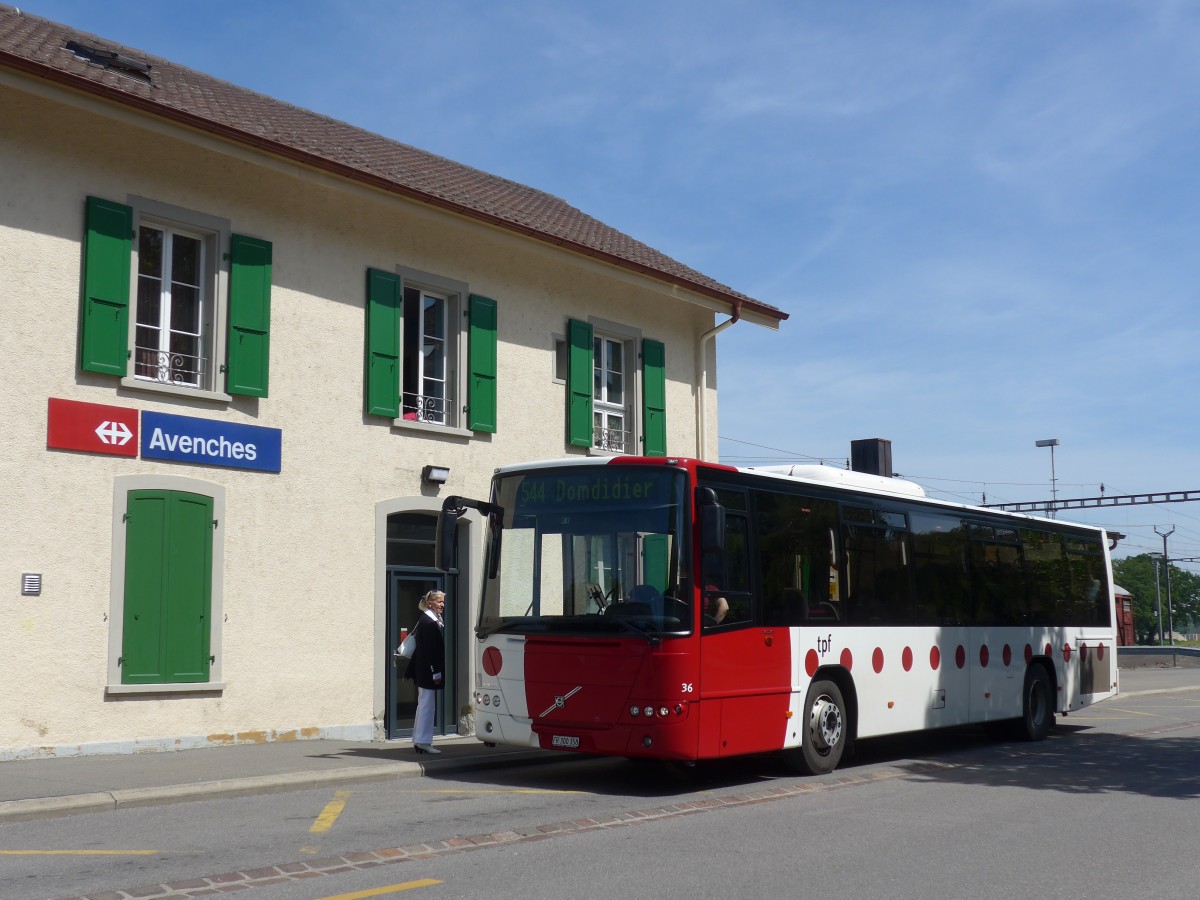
[30,1,1200,563]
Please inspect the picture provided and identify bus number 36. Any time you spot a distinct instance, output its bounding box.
[681,683,694,693]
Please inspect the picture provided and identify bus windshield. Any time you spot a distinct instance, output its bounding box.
[478,466,690,638]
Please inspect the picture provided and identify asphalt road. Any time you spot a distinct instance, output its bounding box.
[4,666,1198,900]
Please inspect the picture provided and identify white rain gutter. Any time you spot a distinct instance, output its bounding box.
[696,302,742,461]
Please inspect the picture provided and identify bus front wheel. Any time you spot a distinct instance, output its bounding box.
[1019,665,1054,742]
[798,679,847,775]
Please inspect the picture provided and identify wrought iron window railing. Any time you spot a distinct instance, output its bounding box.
[134,346,206,389]
[402,392,447,425]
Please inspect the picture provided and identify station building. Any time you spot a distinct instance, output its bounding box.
[0,8,785,758]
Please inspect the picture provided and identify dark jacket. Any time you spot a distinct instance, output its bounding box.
[405,611,445,690]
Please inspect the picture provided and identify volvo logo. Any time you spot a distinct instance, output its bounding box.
[540,685,582,718]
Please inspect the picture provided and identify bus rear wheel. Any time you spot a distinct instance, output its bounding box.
[798,679,847,775]
[1019,665,1053,742]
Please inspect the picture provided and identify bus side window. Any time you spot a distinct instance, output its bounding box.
[842,507,913,625]
[753,489,840,627]
[704,512,752,627]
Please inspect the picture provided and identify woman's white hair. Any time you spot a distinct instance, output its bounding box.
[418,590,446,611]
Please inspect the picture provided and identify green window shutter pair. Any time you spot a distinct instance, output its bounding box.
[79,197,272,396]
[363,273,499,432]
[565,321,667,455]
[121,490,213,684]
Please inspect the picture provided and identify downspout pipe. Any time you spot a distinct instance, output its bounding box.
[696,302,742,461]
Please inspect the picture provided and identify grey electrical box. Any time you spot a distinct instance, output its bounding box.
[21,574,42,596]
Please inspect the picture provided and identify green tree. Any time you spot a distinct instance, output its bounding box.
[1112,555,1200,644]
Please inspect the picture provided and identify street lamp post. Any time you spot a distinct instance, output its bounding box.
[1035,439,1060,517]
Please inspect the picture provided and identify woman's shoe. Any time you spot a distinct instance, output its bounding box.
[413,744,442,755]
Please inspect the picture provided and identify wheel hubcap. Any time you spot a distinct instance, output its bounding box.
[810,695,843,753]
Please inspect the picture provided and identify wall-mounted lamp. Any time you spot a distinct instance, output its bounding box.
[422,465,450,485]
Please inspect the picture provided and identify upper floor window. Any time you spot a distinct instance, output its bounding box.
[403,286,449,424]
[560,318,666,456]
[593,335,627,452]
[135,223,209,389]
[365,266,497,435]
[79,196,272,400]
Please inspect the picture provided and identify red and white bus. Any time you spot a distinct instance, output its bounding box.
[438,456,1118,773]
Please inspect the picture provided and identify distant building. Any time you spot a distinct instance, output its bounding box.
[0,8,785,758]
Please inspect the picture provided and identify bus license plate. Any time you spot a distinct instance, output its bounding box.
[551,735,580,748]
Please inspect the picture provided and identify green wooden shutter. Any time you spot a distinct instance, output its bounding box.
[80,196,133,376]
[163,492,213,681]
[364,268,401,417]
[467,294,498,432]
[122,492,168,683]
[225,234,272,397]
[567,319,593,447]
[122,491,212,684]
[642,338,667,457]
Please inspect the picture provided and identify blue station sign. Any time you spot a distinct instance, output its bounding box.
[141,411,282,473]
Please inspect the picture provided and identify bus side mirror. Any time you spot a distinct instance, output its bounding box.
[697,487,725,554]
[435,497,462,573]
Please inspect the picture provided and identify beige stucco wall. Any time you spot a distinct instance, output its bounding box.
[0,74,726,756]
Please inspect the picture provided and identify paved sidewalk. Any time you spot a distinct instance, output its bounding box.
[0,736,563,823]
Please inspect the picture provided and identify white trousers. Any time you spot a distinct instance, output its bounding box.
[413,686,437,745]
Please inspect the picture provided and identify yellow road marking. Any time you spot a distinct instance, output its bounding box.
[317,878,442,899]
[310,790,353,834]
[0,850,159,856]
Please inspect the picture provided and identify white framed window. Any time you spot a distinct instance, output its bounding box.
[593,334,629,452]
[403,285,451,425]
[125,199,230,399]
[135,223,208,388]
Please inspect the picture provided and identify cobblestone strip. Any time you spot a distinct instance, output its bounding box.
[60,763,935,900]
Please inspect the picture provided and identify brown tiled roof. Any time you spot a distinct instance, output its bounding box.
[0,6,785,323]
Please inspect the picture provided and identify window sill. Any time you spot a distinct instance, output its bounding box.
[106,682,226,696]
[120,377,233,404]
[392,418,473,441]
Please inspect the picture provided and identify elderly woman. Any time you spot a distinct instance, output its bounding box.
[406,590,446,754]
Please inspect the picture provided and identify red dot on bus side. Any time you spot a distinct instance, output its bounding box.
[1097,644,1105,660]
[1063,643,1072,662]
[1080,643,1088,660]
[872,647,884,673]
[930,646,941,670]
[1045,643,1053,657]
[1002,644,1012,667]
[805,649,819,677]
[1025,644,1034,664]
[902,646,913,671]
[841,648,853,670]
[979,645,989,668]
[482,647,503,677]
[955,645,966,669]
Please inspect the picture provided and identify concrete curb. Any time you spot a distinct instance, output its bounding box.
[0,749,560,823]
